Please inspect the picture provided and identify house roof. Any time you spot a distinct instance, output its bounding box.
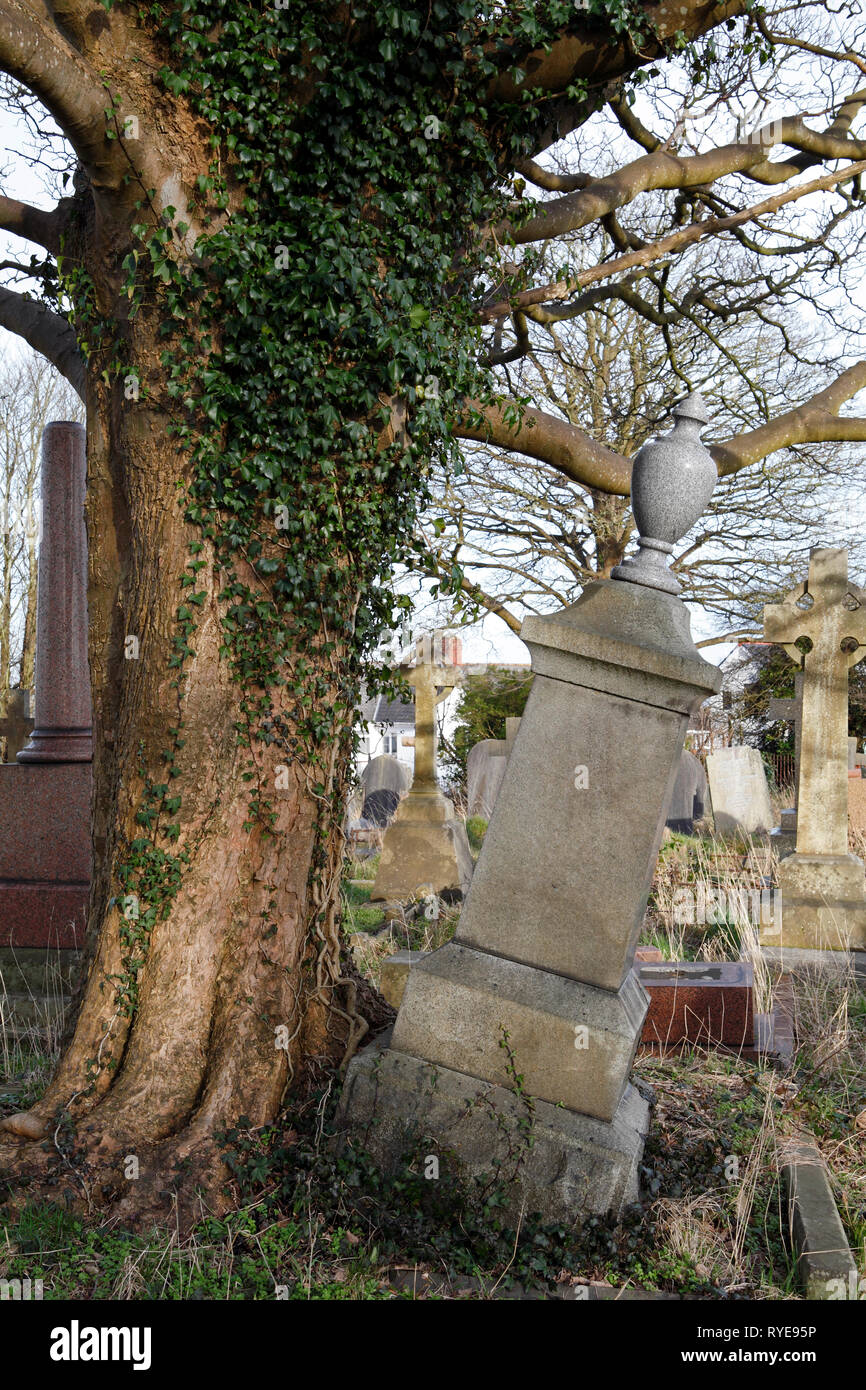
[371,694,414,724]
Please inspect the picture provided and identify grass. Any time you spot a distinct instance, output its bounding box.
[640,822,865,1284]
[0,827,862,1300]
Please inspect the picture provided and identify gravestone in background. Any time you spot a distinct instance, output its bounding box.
[360,754,411,799]
[761,547,866,955]
[665,749,707,833]
[467,717,522,819]
[362,787,401,827]
[706,745,773,836]
[466,739,506,818]
[370,644,472,902]
[768,670,803,856]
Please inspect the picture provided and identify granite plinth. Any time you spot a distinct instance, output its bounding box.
[638,960,753,1047]
[0,763,91,880]
[0,884,87,947]
[0,762,91,947]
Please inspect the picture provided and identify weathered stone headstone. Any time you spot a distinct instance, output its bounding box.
[0,688,34,762]
[466,717,522,818]
[706,745,773,836]
[466,739,507,818]
[665,749,707,833]
[370,642,473,902]
[0,422,92,953]
[339,391,722,1222]
[360,753,411,799]
[761,547,866,954]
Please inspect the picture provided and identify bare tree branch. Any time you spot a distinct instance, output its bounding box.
[455,400,632,494]
[0,195,64,253]
[0,287,84,399]
[482,160,866,322]
[506,104,866,244]
[0,0,125,183]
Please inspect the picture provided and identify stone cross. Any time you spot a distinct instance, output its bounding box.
[768,670,804,803]
[402,640,460,791]
[764,548,866,857]
[0,689,34,762]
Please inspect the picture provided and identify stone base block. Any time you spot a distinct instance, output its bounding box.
[761,945,866,981]
[392,941,648,1122]
[0,945,83,993]
[763,852,866,951]
[770,827,796,859]
[0,763,91,880]
[336,1039,651,1225]
[380,950,430,1009]
[370,790,473,902]
[0,883,87,947]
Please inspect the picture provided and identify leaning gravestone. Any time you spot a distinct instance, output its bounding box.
[665,749,707,833]
[339,391,722,1223]
[706,746,773,836]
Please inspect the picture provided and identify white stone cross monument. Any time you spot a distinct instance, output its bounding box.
[370,632,473,902]
[762,547,866,953]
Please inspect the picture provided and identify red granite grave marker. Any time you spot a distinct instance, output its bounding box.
[638,959,754,1049]
[0,422,91,949]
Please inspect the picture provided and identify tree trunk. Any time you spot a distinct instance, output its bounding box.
[0,144,366,1232]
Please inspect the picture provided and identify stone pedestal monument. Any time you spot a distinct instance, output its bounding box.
[761,548,866,956]
[0,422,92,950]
[339,393,722,1222]
[370,641,473,903]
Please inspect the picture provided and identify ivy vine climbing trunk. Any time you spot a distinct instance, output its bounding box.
[0,0,743,1225]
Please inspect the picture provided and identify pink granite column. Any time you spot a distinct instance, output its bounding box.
[18,421,92,763]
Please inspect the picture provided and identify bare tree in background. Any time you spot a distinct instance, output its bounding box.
[0,348,81,734]
[419,260,866,639]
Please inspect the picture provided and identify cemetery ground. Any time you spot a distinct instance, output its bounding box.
[0,798,862,1302]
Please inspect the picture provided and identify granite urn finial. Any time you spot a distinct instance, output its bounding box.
[611,391,716,595]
